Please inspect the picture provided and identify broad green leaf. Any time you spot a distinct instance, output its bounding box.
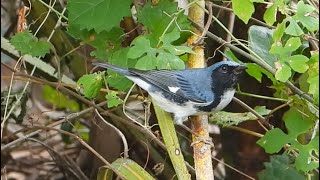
[254,106,271,116]
[160,31,193,55]
[231,0,254,24]
[97,166,113,180]
[263,4,277,26]
[284,37,301,52]
[257,128,289,153]
[107,70,133,91]
[104,48,134,91]
[164,45,193,56]
[68,0,132,32]
[77,73,103,98]
[246,63,263,82]
[273,20,286,42]
[156,52,185,70]
[110,158,155,180]
[275,63,291,82]
[295,1,319,32]
[307,52,319,105]
[258,154,305,180]
[245,63,277,83]
[135,55,157,70]
[249,0,264,2]
[137,0,190,46]
[285,18,304,36]
[128,36,153,59]
[286,55,309,73]
[105,91,122,108]
[283,108,313,136]
[67,25,125,59]
[294,136,319,172]
[248,25,277,67]
[308,75,319,105]
[42,85,79,112]
[160,30,181,44]
[10,31,51,57]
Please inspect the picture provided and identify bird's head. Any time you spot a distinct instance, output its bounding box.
[210,60,247,89]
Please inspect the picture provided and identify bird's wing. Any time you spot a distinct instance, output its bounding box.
[130,69,213,104]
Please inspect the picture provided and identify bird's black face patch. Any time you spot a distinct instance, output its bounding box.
[212,64,244,89]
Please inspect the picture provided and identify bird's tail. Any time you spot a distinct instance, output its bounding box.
[92,62,131,75]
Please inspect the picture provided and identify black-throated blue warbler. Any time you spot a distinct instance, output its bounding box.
[93,61,246,130]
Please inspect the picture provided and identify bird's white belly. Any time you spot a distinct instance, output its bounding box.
[149,92,198,117]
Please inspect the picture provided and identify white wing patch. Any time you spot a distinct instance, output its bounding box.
[168,86,180,93]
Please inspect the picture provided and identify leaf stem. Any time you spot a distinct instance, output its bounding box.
[236,91,289,102]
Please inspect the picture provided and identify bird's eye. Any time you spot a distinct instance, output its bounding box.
[220,65,228,73]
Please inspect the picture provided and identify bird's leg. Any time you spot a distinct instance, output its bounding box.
[177,123,214,147]
[174,116,214,147]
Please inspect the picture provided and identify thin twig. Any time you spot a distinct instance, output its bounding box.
[26,125,124,178]
[1,101,108,151]
[211,156,255,180]
[94,109,129,158]
[192,1,213,46]
[232,97,271,131]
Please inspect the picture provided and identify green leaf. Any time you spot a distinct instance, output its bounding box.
[275,63,291,82]
[294,136,319,172]
[10,31,51,57]
[110,159,155,180]
[68,0,132,32]
[245,63,277,83]
[308,75,319,105]
[248,25,278,67]
[284,37,301,52]
[249,0,264,2]
[246,63,263,82]
[285,18,304,36]
[273,20,286,42]
[257,128,289,153]
[135,54,157,70]
[156,52,185,70]
[128,36,153,59]
[137,0,190,46]
[295,1,319,32]
[307,52,319,105]
[254,106,271,116]
[231,0,255,24]
[283,108,313,137]
[104,48,134,91]
[107,70,133,91]
[77,73,103,98]
[160,31,193,55]
[263,4,277,26]
[42,85,79,112]
[286,55,309,73]
[105,91,122,108]
[258,154,305,180]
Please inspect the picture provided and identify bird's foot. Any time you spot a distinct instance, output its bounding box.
[178,124,214,147]
[190,137,214,147]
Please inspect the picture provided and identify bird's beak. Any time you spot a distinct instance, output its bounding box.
[234,64,247,74]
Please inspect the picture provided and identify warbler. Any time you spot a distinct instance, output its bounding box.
[93,60,246,129]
